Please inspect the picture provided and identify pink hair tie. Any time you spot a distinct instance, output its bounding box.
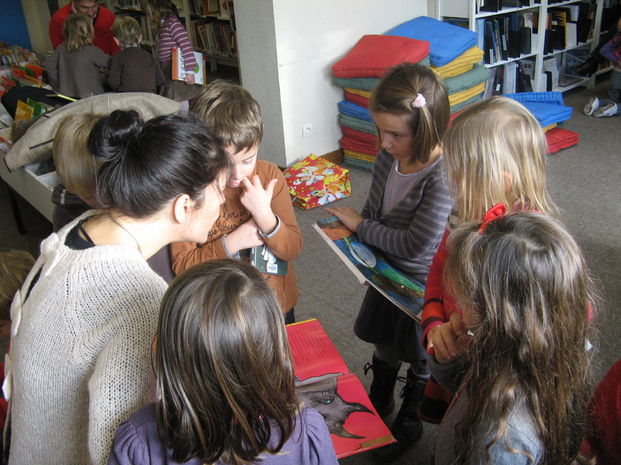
[411,93,426,109]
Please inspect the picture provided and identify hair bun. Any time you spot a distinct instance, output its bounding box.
[88,109,144,162]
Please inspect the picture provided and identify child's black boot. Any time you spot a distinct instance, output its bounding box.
[364,354,400,418]
[372,370,426,463]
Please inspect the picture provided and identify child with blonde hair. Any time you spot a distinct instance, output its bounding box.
[109,259,338,465]
[419,96,557,424]
[51,113,105,231]
[326,62,452,461]
[45,13,111,98]
[431,212,594,465]
[171,81,303,324]
[109,16,165,93]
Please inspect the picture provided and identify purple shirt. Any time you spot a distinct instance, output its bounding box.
[108,403,339,465]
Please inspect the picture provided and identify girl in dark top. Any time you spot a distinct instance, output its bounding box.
[109,259,338,465]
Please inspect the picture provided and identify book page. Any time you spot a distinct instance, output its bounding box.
[314,216,424,321]
[286,319,348,383]
[296,372,394,458]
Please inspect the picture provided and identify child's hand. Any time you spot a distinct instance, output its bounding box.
[184,74,195,85]
[224,218,264,255]
[431,313,467,365]
[426,326,439,350]
[240,175,278,236]
[325,206,364,232]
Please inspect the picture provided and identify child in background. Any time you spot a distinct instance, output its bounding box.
[583,17,621,117]
[109,259,338,465]
[51,113,104,231]
[430,213,594,465]
[170,81,303,324]
[108,16,165,93]
[0,250,35,430]
[45,13,111,99]
[419,97,557,425]
[326,63,452,462]
[141,0,199,104]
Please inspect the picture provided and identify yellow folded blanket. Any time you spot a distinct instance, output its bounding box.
[345,88,372,99]
[431,47,484,79]
[449,82,485,106]
[542,123,557,132]
[343,149,377,163]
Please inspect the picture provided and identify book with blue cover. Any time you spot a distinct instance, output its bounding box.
[313,216,424,322]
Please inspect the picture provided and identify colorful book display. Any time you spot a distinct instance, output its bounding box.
[313,216,424,321]
[287,319,394,458]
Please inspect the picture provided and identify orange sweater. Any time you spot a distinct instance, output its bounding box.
[170,160,303,313]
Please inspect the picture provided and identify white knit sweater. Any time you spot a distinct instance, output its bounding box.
[6,212,168,465]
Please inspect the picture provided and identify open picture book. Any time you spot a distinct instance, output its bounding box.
[286,319,394,458]
[313,216,424,322]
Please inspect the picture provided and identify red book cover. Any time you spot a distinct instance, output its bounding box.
[286,319,394,458]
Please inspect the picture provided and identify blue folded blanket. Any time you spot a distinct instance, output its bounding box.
[386,16,477,67]
[506,92,573,127]
[338,100,373,123]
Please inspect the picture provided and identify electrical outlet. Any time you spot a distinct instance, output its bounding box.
[302,123,313,138]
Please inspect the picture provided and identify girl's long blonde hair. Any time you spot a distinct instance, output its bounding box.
[443,97,557,224]
[444,212,595,465]
[63,13,94,52]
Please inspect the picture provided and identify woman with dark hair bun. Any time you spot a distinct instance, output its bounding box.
[6,110,231,465]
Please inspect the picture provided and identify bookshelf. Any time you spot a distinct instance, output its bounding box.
[438,0,606,93]
[178,0,238,74]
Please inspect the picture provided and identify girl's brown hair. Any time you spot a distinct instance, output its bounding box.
[156,259,298,464]
[369,62,450,164]
[443,97,557,224]
[444,212,595,465]
[141,0,179,30]
[63,13,94,52]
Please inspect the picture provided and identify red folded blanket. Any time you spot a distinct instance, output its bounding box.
[332,34,429,78]
[345,90,369,109]
[340,134,377,155]
[545,127,579,154]
[341,126,377,145]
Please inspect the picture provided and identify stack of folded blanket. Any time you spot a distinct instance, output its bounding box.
[332,16,490,172]
[505,92,577,153]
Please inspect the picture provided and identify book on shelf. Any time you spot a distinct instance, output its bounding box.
[484,20,497,64]
[508,12,521,58]
[313,216,425,322]
[172,48,206,85]
[286,318,394,458]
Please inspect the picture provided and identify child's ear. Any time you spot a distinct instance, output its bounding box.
[113,37,120,46]
[172,194,192,225]
[138,34,142,44]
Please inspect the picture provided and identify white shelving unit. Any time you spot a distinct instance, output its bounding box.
[437,0,605,92]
